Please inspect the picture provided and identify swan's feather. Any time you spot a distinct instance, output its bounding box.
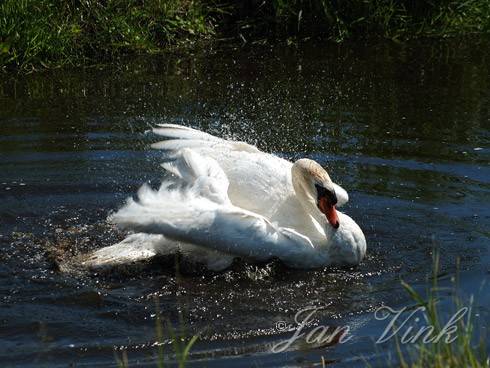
[82,232,235,271]
[109,183,327,268]
[81,233,166,268]
[153,124,222,142]
[151,138,218,151]
[333,184,348,207]
[152,124,348,208]
[161,148,230,205]
[153,124,260,153]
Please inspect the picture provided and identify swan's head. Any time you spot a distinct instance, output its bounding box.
[291,158,341,229]
[291,158,366,265]
[327,212,366,265]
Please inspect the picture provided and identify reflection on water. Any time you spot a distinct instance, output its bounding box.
[0,39,489,367]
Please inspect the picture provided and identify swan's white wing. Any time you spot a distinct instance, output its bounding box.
[153,124,222,142]
[161,148,230,205]
[152,124,349,209]
[153,124,260,153]
[109,185,327,268]
[82,149,238,271]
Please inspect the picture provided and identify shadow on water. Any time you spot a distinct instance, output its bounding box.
[0,38,489,367]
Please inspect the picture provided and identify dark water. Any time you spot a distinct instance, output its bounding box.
[0,39,489,367]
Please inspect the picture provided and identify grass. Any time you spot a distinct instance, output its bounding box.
[388,253,489,368]
[265,0,490,41]
[0,0,217,70]
[2,0,490,70]
[1,0,490,70]
[115,299,199,368]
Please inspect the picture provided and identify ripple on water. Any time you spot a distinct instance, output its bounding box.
[0,38,489,367]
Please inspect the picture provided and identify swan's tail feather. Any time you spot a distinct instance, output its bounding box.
[108,188,228,251]
[81,233,169,269]
[81,232,234,271]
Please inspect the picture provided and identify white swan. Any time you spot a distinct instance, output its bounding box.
[82,124,366,271]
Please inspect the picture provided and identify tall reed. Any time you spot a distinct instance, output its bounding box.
[391,254,488,368]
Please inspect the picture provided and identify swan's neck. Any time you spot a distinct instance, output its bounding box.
[291,163,328,240]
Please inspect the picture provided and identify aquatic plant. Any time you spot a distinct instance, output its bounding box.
[115,300,199,368]
[384,253,489,368]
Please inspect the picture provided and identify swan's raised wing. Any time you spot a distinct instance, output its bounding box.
[152,124,349,211]
[152,124,260,153]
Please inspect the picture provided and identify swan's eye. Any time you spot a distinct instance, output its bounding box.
[315,184,337,205]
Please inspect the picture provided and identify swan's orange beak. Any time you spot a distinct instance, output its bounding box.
[318,196,340,229]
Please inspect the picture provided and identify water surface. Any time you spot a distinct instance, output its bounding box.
[0,39,489,367]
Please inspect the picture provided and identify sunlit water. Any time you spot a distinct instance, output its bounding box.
[0,39,489,367]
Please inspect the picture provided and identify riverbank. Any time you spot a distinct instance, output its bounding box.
[1,0,490,71]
